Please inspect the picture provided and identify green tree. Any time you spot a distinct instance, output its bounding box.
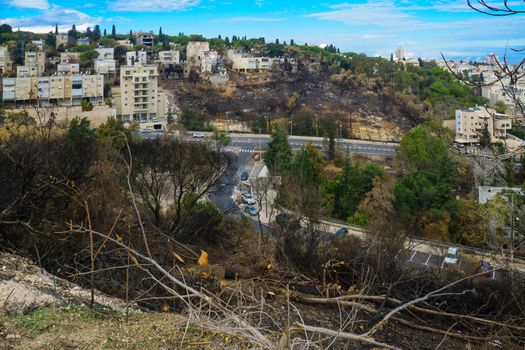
[92,25,101,42]
[479,122,492,149]
[328,131,335,161]
[263,127,292,174]
[292,143,325,185]
[0,24,12,33]
[97,116,135,149]
[495,100,507,114]
[448,199,489,247]
[111,25,116,38]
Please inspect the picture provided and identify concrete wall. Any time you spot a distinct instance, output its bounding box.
[8,105,116,128]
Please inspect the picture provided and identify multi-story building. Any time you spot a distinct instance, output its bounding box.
[126,51,147,66]
[31,39,44,51]
[96,48,114,60]
[56,34,69,48]
[116,38,133,48]
[116,65,167,128]
[60,52,80,63]
[133,32,154,46]
[94,48,117,75]
[227,50,275,72]
[17,65,39,78]
[455,106,512,144]
[2,74,104,106]
[482,85,525,114]
[0,46,13,76]
[186,41,210,67]
[200,50,218,73]
[25,51,46,76]
[395,47,405,61]
[158,50,180,65]
[57,63,80,75]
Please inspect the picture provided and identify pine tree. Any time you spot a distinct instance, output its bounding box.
[218,34,221,39]
[390,53,393,62]
[290,39,295,46]
[93,25,101,41]
[275,38,280,44]
[103,28,107,36]
[111,24,116,37]
[55,24,58,34]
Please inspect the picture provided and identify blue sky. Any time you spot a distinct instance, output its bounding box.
[1,0,524,62]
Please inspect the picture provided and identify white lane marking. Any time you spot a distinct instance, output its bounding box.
[423,254,432,265]
[409,251,417,262]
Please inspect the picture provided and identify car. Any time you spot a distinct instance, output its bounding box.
[240,171,249,181]
[192,132,204,138]
[477,260,492,274]
[245,205,258,216]
[331,227,349,241]
[241,193,257,205]
[443,246,459,265]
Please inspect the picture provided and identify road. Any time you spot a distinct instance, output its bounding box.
[138,131,398,156]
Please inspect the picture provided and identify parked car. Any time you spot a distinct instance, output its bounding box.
[192,132,204,138]
[240,171,249,181]
[331,227,349,242]
[245,205,258,216]
[241,193,256,205]
[477,260,492,275]
[443,246,459,265]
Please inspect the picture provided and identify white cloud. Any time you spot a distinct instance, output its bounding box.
[109,0,200,12]
[0,5,102,33]
[8,0,49,10]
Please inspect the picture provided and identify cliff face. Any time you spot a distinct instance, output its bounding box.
[163,68,418,142]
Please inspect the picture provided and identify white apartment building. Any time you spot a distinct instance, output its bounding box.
[117,65,167,127]
[200,50,218,73]
[96,48,114,60]
[57,63,80,75]
[56,34,68,48]
[60,52,80,63]
[25,51,46,76]
[133,32,154,46]
[0,46,13,76]
[186,41,210,67]
[455,106,512,144]
[31,40,44,51]
[482,85,525,114]
[158,50,180,65]
[2,74,104,106]
[17,65,39,78]
[126,51,147,66]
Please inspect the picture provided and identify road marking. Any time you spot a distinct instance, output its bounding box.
[423,254,432,265]
[409,251,417,262]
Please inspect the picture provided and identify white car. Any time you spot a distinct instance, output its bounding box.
[443,246,459,265]
[192,132,204,138]
[241,193,257,205]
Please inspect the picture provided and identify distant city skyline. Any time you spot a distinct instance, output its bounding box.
[1,0,524,63]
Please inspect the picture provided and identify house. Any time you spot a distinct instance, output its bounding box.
[31,40,44,51]
[186,41,210,67]
[200,50,218,73]
[133,32,154,46]
[482,85,525,115]
[454,106,512,145]
[158,50,180,65]
[60,52,80,63]
[478,186,523,204]
[126,51,147,66]
[95,48,114,60]
[116,39,133,48]
[94,48,117,75]
[57,63,80,75]
[24,51,46,76]
[0,46,13,76]
[56,34,69,48]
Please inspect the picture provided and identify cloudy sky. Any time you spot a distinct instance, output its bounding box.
[1,0,524,62]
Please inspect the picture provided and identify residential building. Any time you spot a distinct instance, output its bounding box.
[158,50,180,65]
[116,39,133,48]
[396,47,405,61]
[2,74,104,106]
[57,63,80,75]
[60,52,80,63]
[31,40,44,51]
[186,41,210,67]
[126,50,147,66]
[94,59,117,75]
[96,48,114,60]
[116,65,167,128]
[77,38,90,45]
[487,53,498,65]
[56,34,69,48]
[231,56,257,71]
[455,106,512,144]
[0,46,13,76]
[25,51,46,76]
[482,85,525,114]
[200,50,218,73]
[133,31,154,46]
[17,65,39,78]
[227,50,275,72]
[478,186,523,204]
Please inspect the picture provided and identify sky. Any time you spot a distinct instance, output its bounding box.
[1,0,524,63]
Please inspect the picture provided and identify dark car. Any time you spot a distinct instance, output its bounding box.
[240,171,249,181]
[331,227,349,242]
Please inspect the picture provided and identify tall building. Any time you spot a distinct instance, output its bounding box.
[133,32,154,46]
[186,41,210,67]
[24,51,46,76]
[116,65,167,126]
[94,48,117,76]
[2,74,104,106]
[395,47,405,61]
[0,46,13,76]
[158,50,180,65]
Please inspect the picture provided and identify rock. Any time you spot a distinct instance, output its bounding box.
[0,280,64,315]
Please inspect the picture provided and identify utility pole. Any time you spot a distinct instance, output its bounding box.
[511,193,515,260]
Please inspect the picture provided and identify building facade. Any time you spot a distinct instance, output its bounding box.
[2,74,104,106]
[455,106,512,144]
[158,50,180,65]
[117,65,167,127]
[126,51,147,66]
[0,46,13,76]
[133,32,154,46]
[57,63,80,75]
[186,41,210,67]
[56,34,69,48]
[60,52,80,63]
[25,51,46,76]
